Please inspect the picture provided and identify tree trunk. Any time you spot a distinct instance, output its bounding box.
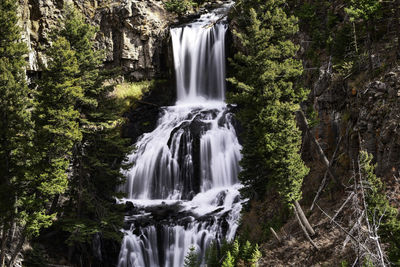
[353,22,358,54]
[310,135,343,211]
[366,20,373,73]
[270,227,282,243]
[294,207,319,250]
[7,199,17,245]
[48,194,60,215]
[7,226,26,267]
[296,110,344,187]
[0,224,9,267]
[294,201,315,236]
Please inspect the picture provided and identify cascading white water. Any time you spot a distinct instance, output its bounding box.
[171,15,227,102]
[118,3,241,267]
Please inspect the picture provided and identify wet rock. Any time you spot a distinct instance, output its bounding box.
[214,191,227,206]
[233,195,240,204]
[125,201,134,210]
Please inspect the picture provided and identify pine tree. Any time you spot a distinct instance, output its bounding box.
[228,0,309,205]
[345,0,381,22]
[249,244,261,266]
[53,6,129,262]
[222,251,235,267]
[184,246,200,267]
[345,0,381,70]
[0,0,33,265]
[359,151,400,264]
[3,36,85,267]
[28,34,82,232]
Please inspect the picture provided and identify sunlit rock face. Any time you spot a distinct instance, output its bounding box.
[18,0,172,79]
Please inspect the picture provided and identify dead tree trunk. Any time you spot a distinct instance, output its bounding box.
[310,136,343,211]
[353,22,358,54]
[366,21,373,73]
[294,201,315,236]
[0,224,8,267]
[7,226,26,267]
[296,110,344,188]
[294,207,319,250]
[270,227,282,243]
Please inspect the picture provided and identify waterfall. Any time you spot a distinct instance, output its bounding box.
[171,16,227,102]
[117,3,242,267]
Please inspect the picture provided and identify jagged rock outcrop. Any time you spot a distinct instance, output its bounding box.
[18,0,174,80]
[306,58,400,181]
[356,69,400,176]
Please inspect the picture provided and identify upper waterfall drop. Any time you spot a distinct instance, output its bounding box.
[171,4,231,103]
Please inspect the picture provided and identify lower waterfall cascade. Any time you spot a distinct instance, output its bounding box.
[117,2,243,267]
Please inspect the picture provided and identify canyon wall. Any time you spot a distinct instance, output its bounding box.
[18,0,173,80]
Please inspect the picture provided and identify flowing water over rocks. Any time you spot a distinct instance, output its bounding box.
[117,3,242,266]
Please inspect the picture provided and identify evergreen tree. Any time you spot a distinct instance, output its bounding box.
[345,0,381,22]
[0,0,33,265]
[228,0,309,205]
[221,252,235,267]
[29,34,82,233]
[183,246,200,267]
[359,151,400,264]
[53,6,130,262]
[206,239,262,267]
[345,0,381,70]
[2,36,85,267]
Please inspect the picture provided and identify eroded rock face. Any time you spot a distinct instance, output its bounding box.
[303,57,400,179]
[356,69,400,176]
[18,0,174,79]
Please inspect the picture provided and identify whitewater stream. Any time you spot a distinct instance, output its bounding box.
[117,3,242,266]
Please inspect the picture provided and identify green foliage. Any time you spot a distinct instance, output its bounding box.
[305,105,319,129]
[293,1,355,66]
[113,81,151,99]
[0,4,131,264]
[296,2,331,50]
[0,0,81,262]
[164,0,194,15]
[28,34,83,237]
[205,242,221,266]
[184,246,200,267]
[359,151,400,265]
[23,244,49,267]
[0,0,32,229]
[113,80,152,112]
[51,6,129,262]
[206,239,261,267]
[330,23,353,61]
[345,0,381,22]
[222,252,235,267]
[164,0,207,14]
[0,0,60,254]
[344,0,382,70]
[228,0,309,205]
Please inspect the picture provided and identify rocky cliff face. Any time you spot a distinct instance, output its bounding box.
[18,0,174,80]
[310,60,400,180]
